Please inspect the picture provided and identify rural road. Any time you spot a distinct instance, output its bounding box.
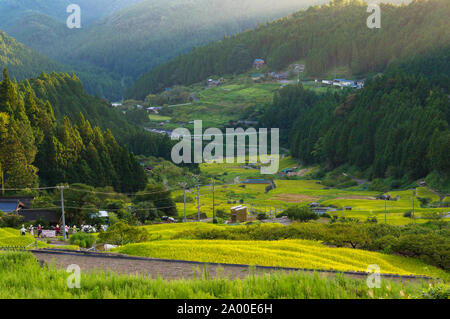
[31,250,432,282]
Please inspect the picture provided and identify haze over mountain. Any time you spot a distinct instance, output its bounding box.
[127,0,449,98]
[0,0,330,100]
[0,30,62,80]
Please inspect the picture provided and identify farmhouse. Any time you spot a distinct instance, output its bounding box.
[0,197,60,224]
[208,79,221,87]
[289,64,305,73]
[0,199,26,213]
[253,59,265,69]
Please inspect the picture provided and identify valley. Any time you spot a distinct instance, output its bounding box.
[0,0,448,302]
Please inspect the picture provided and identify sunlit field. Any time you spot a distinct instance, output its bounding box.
[115,238,447,278]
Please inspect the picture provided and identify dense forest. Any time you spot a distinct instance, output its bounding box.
[127,0,450,99]
[0,31,61,81]
[18,71,172,159]
[0,68,169,192]
[261,72,450,186]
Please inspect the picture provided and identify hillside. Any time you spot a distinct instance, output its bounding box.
[0,0,140,29]
[259,72,450,188]
[25,71,173,160]
[0,69,147,191]
[127,0,450,99]
[2,0,328,100]
[0,30,61,81]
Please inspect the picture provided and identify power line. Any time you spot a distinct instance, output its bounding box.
[0,186,58,191]
[64,205,178,211]
[67,187,181,196]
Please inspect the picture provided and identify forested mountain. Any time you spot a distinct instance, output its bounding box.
[0,0,140,29]
[24,71,173,160]
[1,0,328,100]
[0,69,146,192]
[261,72,450,185]
[127,0,450,99]
[0,31,61,81]
[386,46,450,91]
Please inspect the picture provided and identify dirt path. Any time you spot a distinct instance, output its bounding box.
[33,251,283,280]
[31,250,431,283]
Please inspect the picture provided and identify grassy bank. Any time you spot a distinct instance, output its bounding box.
[0,251,440,299]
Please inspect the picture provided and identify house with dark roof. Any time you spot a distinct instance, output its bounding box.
[0,197,60,224]
[253,59,265,69]
[0,199,25,213]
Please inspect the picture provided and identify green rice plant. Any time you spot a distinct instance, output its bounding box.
[0,251,441,299]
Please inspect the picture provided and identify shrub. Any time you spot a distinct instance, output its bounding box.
[69,232,95,248]
[279,206,319,222]
[215,209,228,219]
[417,284,450,299]
[418,197,432,207]
[97,221,150,245]
[257,213,267,221]
[0,214,24,228]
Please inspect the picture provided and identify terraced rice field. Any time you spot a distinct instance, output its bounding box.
[0,228,78,250]
[115,239,447,278]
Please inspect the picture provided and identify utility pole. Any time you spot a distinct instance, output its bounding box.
[196,185,200,221]
[412,189,416,220]
[179,182,187,223]
[0,163,4,196]
[212,180,215,221]
[57,185,69,240]
[193,175,200,221]
[384,197,387,225]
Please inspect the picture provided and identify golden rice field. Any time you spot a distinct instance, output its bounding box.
[115,239,448,278]
[0,228,78,250]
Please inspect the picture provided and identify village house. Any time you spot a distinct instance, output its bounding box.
[147,106,162,114]
[0,199,26,213]
[253,59,265,70]
[289,64,305,73]
[0,197,60,224]
[269,71,289,81]
[207,79,221,87]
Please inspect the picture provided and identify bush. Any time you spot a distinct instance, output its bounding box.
[0,214,24,228]
[366,216,378,223]
[257,213,267,221]
[279,206,319,222]
[69,232,95,248]
[97,222,150,245]
[418,197,432,207]
[215,209,228,219]
[403,211,412,218]
[417,284,450,299]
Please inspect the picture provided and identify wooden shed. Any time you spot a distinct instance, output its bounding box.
[230,205,247,223]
